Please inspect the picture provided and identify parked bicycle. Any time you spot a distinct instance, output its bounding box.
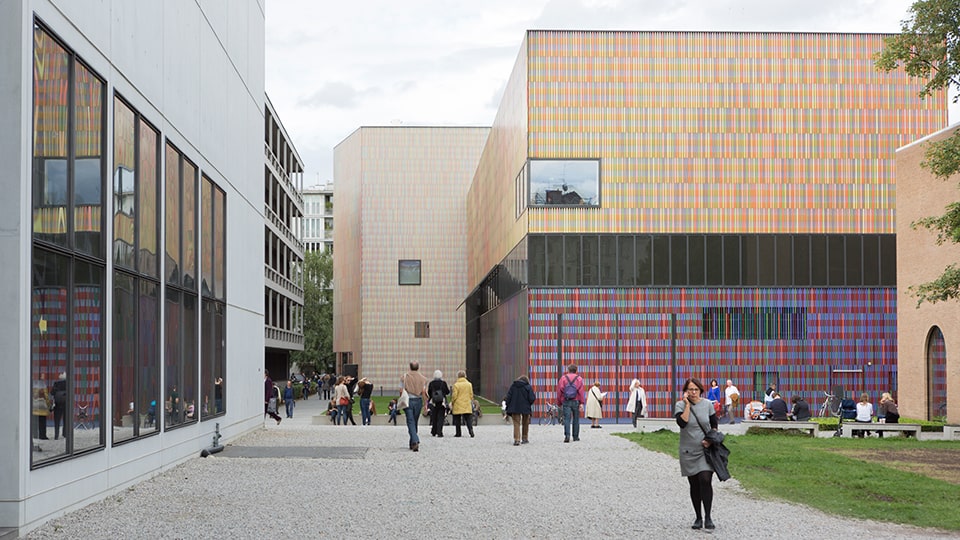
[538,404,561,426]
[819,391,840,418]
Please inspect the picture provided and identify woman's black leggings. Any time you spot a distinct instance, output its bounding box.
[687,470,714,519]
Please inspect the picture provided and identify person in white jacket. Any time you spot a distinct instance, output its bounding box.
[625,379,648,427]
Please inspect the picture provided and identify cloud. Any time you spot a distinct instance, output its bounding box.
[298,82,371,110]
[266,0,918,181]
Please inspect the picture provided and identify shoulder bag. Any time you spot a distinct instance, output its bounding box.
[398,375,410,410]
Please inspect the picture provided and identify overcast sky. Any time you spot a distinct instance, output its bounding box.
[264,0,921,186]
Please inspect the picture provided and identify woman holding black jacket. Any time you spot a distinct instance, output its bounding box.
[675,377,719,531]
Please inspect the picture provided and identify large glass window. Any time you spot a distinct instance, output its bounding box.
[617,236,635,286]
[31,23,105,467]
[522,233,893,290]
[757,235,775,286]
[563,236,581,286]
[794,235,810,286]
[723,236,740,286]
[201,177,226,420]
[636,236,651,285]
[581,235,598,286]
[705,236,723,286]
[528,159,600,207]
[546,236,564,286]
[670,236,687,285]
[528,235,545,286]
[652,235,669,286]
[688,235,705,286]
[111,96,160,444]
[163,143,199,430]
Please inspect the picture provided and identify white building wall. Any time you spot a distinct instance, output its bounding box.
[0,1,266,535]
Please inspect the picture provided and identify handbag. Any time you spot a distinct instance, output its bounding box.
[267,397,277,414]
[398,389,410,410]
[338,397,350,406]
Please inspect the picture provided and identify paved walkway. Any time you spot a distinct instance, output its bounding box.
[23,395,954,539]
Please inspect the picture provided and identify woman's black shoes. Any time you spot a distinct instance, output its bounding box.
[704,519,715,530]
[691,518,702,530]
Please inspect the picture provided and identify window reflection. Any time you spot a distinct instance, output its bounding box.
[31,23,106,466]
[529,159,600,206]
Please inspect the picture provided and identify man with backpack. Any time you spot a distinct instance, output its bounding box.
[556,365,585,443]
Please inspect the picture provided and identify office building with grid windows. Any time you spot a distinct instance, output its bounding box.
[0,2,272,535]
[300,183,335,255]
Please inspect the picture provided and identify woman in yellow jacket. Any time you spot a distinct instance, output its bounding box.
[449,370,475,438]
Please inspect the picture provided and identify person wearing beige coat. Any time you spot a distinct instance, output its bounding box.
[450,371,475,438]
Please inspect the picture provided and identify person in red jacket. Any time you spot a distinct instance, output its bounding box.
[556,365,584,443]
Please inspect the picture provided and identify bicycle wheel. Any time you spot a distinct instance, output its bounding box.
[538,414,547,426]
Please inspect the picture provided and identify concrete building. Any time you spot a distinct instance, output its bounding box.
[464,30,945,412]
[0,2,270,536]
[300,183,334,255]
[896,126,958,423]
[333,127,489,382]
[264,96,305,378]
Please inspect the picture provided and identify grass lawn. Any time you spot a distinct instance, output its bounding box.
[617,430,960,531]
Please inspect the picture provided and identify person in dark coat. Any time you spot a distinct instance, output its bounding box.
[766,392,789,421]
[263,370,282,425]
[427,371,450,437]
[505,376,536,446]
[52,372,68,440]
[790,395,811,421]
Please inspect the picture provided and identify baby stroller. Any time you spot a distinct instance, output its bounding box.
[745,400,771,420]
[835,398,858,437]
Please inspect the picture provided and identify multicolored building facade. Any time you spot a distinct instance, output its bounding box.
[466,31,946,417]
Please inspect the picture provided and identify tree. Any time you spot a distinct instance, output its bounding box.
[292,249,334,374]
[876,0,960,305]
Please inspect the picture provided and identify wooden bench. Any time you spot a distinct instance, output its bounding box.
[634,418,680,433]
[840,422,920,438]
[943,425,960,439]
[742,420,819,436]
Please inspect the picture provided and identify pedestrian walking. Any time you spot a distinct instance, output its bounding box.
[401,362,429,451]
[449,370,475,438]
[358,377,374,425]
[263,370,281,425]
[283,380,295,418]
[675,377,719,531]
[505,375,536,445]
[427,371,450,437]
[626,379,648,427]
[556,365,585,443]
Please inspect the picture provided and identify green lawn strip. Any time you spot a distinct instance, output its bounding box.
[617,431,960,531]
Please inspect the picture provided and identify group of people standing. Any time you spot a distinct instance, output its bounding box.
[32,372,68,441]
[399,362,477,451]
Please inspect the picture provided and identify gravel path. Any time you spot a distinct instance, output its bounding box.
[24,405,953,539]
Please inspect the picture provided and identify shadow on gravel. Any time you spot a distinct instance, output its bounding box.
[218,446,368,459]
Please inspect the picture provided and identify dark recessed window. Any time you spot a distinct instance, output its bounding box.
[652,236,670,286]
[414,321,430,338]
[399,260,421,286]
[705,236,723,286]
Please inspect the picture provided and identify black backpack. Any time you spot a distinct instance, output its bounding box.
[431,387,445,404]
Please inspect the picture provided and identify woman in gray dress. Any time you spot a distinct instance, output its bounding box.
[674,377,718,531]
